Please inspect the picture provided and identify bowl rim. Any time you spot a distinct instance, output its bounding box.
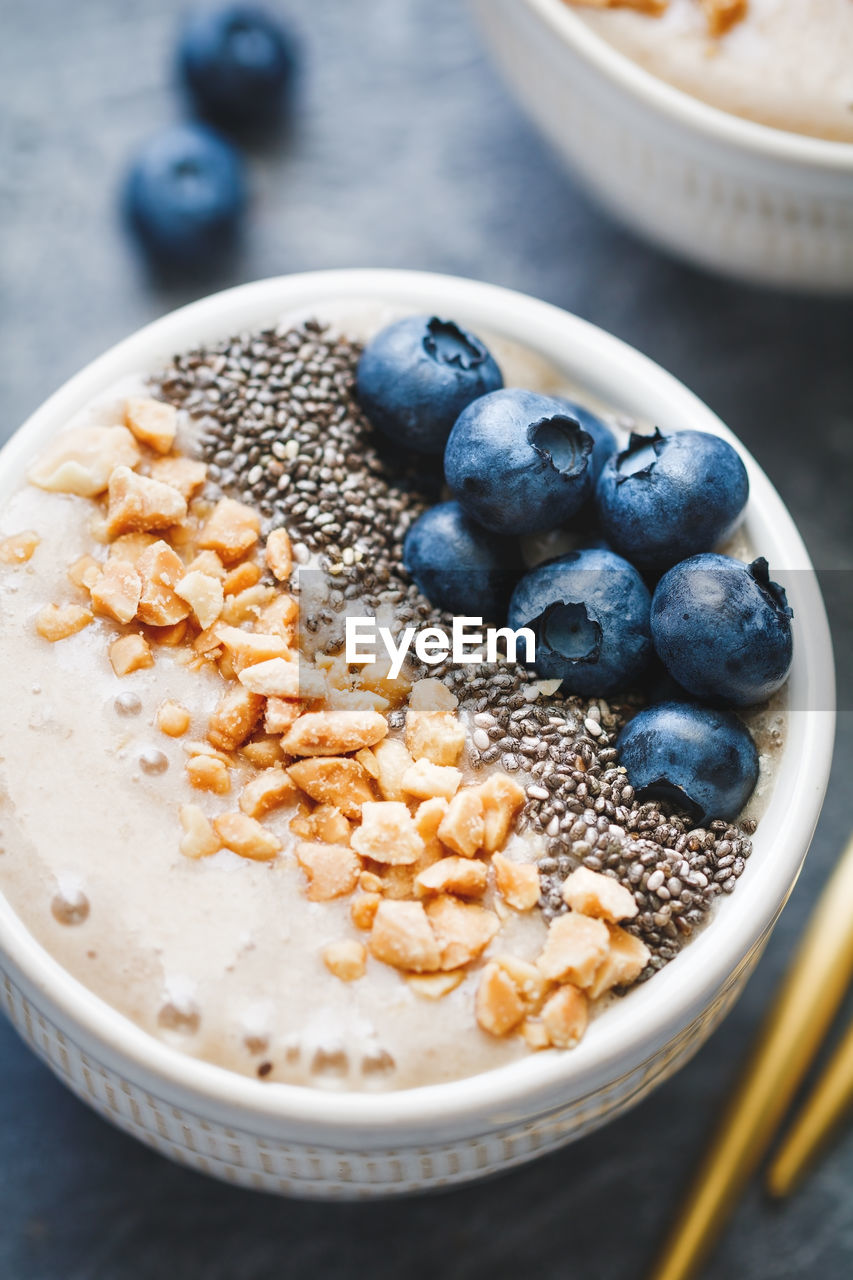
[523,0,853,169]
[0,268,835,1137]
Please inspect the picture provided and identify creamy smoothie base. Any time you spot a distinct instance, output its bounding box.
[0,306,782,1091]
[569,0,853,143]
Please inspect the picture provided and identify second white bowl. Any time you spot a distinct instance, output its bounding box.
[471,0,853,291]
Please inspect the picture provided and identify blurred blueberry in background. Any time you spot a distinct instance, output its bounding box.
[178,3,298,131]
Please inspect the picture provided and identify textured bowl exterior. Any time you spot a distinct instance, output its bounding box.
[0,270,835,1198]
[471,0,853,291]
[0,936,763,1197]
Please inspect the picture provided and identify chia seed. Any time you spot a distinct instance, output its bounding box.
[154,319,755,973]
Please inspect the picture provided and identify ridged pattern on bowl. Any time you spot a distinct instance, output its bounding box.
[472,0,853,290]
[0,945,761,1197]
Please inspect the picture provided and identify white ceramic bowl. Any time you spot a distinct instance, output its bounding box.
[471,0,853,291]
[0,270,835,1197]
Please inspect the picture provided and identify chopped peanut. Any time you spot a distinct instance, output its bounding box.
[207,686,264,751]
[493,853,541,911]
[0,531,39,564]
[175,570,224,630]
[240,737,284,769]
[282,709,388,757]
[437,787,484,858]
[135,541,191,627]
[370,738,414,801]
[294,841,360,901]
[68,554,101,589]
[124,396,177,454]
[368,900,440,973]
[186,549,225,579]
[490,954,548,1011]
[476,962,526,1037]
[223,560,262,595]
[327,686,390,713]
[541,984,588,1050]
[353,655,412,704]
[405,707,466,766]
[371,864,417,901]
[290,803,350,844]
[415,856,488,899]
[35,603,93,642]
[238,657,326,699]
[519,1018,551,1051]
[568,0,666,15]
[109,632,153,675]
[256,592,298,641]
[105,466,187,539]
[407,971,465,999]
[409,678,458,712]
[197,497,260,563]
[264,697,302,735]
[220,582,277,626]
[587,924,651,999]
[149,618,188,646]
[351,801,426,866]
[184,740,231,764]
[401,758,462,801]
[149,455,207,499]
[322,940,367,982]
[186,754,231,795]
[157,701,191,737]
[89,559,142,624]
[355,746,380,778]
[479,773,526,853]
[425,896,499,971]
[193,625,224,659]
[287,757,375,819]
[107,532,158,565]
[537,913,610,987]
[414,796,450,861]
[214,812,281,861]
[239,765,296,818]
[701,0,747,37]
[265,528,293,581]
[28,425,140,496]
[350,891,381,930]
[216,627,290,674]
[561,865,638,923]
[178,804,221,860]
[359,870,384,892]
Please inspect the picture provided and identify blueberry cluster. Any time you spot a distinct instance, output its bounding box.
[124,4,297,270]
[357,315,795,824]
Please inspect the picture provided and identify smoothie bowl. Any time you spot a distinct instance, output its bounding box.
[471,0,853,289]
[0,270,834,1196]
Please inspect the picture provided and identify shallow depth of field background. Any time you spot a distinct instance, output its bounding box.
[1,2,852,1278]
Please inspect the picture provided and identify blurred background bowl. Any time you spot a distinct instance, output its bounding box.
[470,0,853,291]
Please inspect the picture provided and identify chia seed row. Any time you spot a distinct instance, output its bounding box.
[154,319,754,971]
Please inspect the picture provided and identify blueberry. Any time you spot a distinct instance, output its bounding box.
[616,701,759,824]
[651,553,793,706]
[557,400,617,482]
[403,501,521,621]
[445,389,594,535]
[356,316,503,455]
[124,124,246,270]
[178,3,297,129]
[507,547,652,695]
[595,429,749,572]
